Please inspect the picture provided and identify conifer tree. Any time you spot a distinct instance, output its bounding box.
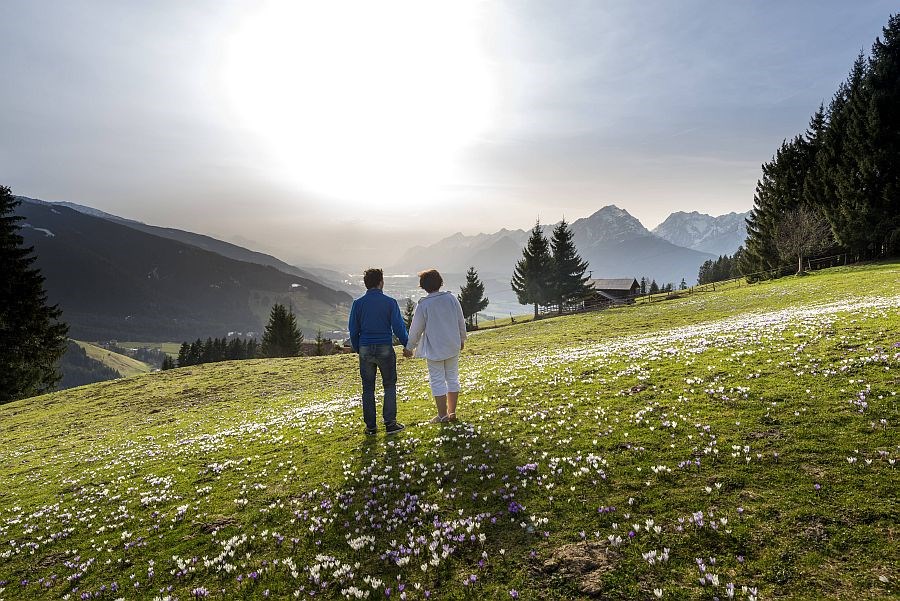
[403,298,416,329]
[260,304,304,357]
[549,219,591,313]
[649,280,659,294]
[822,54,874,255]
[864,16,900,253]
[511,221,553,319]
[741,136,814,274]
[188,338,202,365]
[201,337,214,364]
[458,266,489,328]
[177,342,191,367]
[0,186,69,403]
[639,277,648,296]
[161,356,176,370]
[315,330,326,356]
[226,338,243,360]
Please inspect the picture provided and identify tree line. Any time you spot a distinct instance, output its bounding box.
[697,249,744,285]
[166,303,346,369]
[173,337,261,368]
[742,14,900,276]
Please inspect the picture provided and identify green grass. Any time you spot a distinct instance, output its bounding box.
[73,340,154,377]
[1,262,898,600]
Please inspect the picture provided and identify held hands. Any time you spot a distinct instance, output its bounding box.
[402,348,413,359]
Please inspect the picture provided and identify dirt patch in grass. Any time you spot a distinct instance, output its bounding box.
[542,541,618,597]
[199,516,237,534]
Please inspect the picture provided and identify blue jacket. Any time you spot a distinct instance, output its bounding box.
[348,288,409,351]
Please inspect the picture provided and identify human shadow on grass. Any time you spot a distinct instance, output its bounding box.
[288,418,548,597]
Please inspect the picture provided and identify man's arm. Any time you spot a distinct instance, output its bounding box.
[348,300,360,352]
[390,299,409,347]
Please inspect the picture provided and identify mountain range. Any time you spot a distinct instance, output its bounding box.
[15,198,353,342]
[392,205,748,286]
[15,195,749,336]
[651,210,749,256]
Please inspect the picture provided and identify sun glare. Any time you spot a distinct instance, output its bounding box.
[221,1,496,208]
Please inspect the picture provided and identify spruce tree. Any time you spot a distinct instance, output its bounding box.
[649,280,660,294]
[0,186,69,403]
[315,330,326,356]
[201,337,214,364]
[742,137,809,274]
[824,54,874,255]
[549,219,591,313]
[177,342,191,367]
[226,338,243,360]
[188,339,202,365]
[260,304,304,357]
[865,15,900,254]
[458,266,489,328]
[161,356,176,370]
[511,221,553,319]
[403,298,416,329]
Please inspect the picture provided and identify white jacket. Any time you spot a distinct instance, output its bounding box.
[405,291,467,361]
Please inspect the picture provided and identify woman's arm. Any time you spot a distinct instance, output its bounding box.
[454,295,467,348]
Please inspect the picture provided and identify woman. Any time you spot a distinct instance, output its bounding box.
[403,269,467,422]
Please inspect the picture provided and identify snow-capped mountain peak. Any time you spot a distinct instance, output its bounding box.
[652,211,749,256]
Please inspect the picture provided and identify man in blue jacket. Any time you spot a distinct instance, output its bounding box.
[348,268,409,435]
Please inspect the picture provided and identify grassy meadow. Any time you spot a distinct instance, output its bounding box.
[73,341,154,378]
[1,262,898,600]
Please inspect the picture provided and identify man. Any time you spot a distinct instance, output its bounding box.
[348,268,408,435]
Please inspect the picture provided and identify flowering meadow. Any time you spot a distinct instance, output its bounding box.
[1,262,898,600]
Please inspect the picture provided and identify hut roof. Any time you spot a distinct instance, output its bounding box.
[590,278,639,290]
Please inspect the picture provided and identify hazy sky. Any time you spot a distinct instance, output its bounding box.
[1,1,895,268]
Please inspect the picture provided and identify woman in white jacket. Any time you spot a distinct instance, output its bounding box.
[403,269,467,423]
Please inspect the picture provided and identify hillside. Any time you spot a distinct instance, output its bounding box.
[1,263,897,599]
[14,199,353,341]
[20,196,358,295]
[73,340,153,377]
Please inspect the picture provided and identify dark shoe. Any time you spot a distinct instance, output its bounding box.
[385,422,405,435]
[365,427,377,436]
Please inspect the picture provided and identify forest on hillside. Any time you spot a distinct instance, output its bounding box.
[742,15,900,275]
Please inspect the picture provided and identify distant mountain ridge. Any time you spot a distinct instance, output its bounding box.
[16,196,357,294]
[15,198,353,341]
[393,205,722,286]
[652,210,749,256]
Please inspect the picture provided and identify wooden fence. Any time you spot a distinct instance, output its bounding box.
[535,252,861,318]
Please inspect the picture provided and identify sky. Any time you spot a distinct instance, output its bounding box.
[1,1,896,268]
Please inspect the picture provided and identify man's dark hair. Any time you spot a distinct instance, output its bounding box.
[363,268,384,290]
[418,269,443,293]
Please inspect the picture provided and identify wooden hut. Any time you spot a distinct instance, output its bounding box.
[589,278,640,303]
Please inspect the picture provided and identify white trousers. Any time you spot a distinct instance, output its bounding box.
[426,355,460,397]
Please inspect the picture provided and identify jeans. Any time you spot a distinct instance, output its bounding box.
[358,344,398,430]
